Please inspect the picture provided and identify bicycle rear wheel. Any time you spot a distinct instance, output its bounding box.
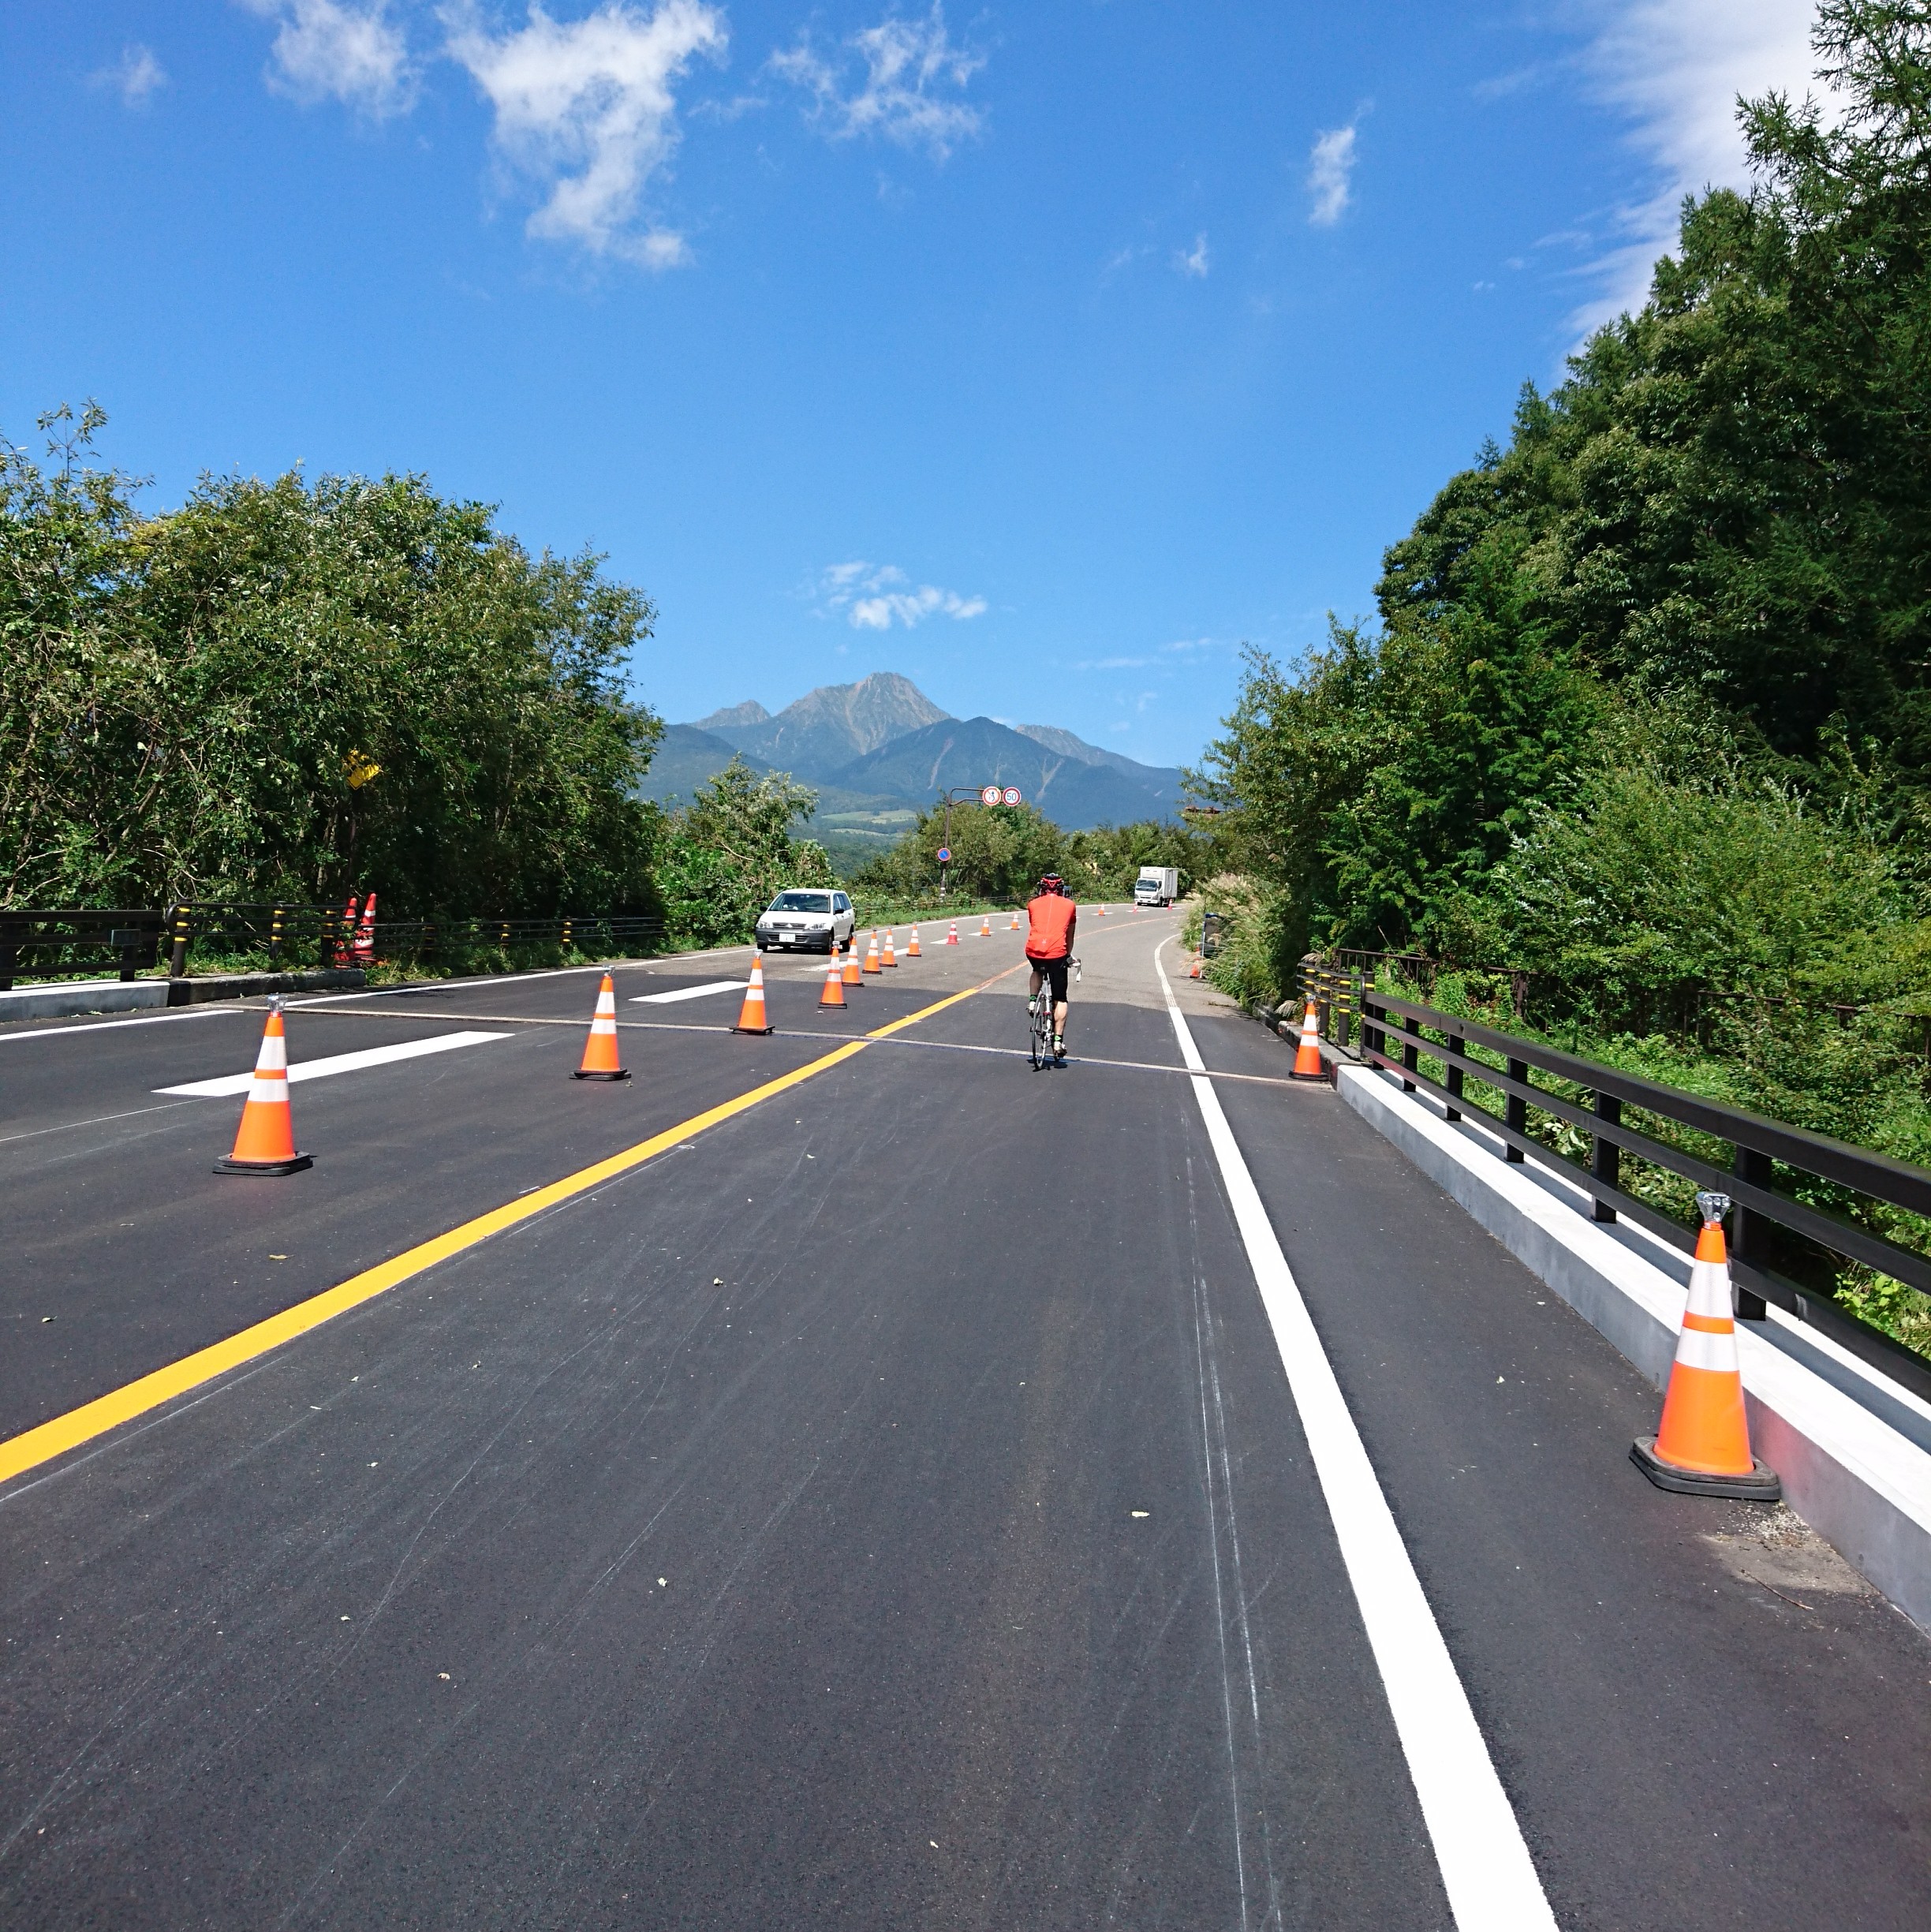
[1028,972,1051,1069]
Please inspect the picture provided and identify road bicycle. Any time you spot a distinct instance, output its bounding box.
[1027,955,1080,1070]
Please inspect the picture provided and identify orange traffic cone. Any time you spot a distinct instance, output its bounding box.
[353,891,378,964]
[1290,999,1325,1082]
[734,959,774,1035]
[215,1000,312,1175]
[1010,910,1020,930]
[1096,903,1107,917]
[906,925,921,957]
[842,940,863,987]
[945,921,959,945]
[979,914,991,937]
[881,929,897,967]
[573,973,629,1079]
[1633,1193,1780,1499]
[862,930,882,974]
[819,954,846,1008]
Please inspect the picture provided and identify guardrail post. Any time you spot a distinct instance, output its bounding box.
[167,905,192,979]
[1444,1029,1464,1122]
[1591,1091,1621,1221]
[0,915,19,992]
[1731,1145,1772,1320]
[268,906,285,970]
[1402,1015,1419,1092]
[1505,1058,1528,1162]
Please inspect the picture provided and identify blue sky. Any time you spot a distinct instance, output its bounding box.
[2,2,1819,771]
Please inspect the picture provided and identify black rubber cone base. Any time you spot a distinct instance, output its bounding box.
[734,1024,775,1036]
[572,1068,631,1081]
[1631,1436,1781,1501]
[214,1153,312,1176]
[1289,1068,1327,1083]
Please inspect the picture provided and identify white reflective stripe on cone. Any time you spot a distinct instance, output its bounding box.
[1673,1327,1740,1373]
[248,1074,291,1102]
[255,1035,289,1073]
[1684,1256,1731,1321]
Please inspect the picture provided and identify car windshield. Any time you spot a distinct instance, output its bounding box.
[769,892,833,913]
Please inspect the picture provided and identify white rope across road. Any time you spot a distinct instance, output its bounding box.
[1152,937,1559,1932]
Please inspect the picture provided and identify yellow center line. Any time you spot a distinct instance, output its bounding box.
[0,971,1012,1489]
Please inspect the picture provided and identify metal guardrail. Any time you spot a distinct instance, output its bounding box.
[0,910,165,990]
[0,905,665,988]
[1292,961,1931,1403]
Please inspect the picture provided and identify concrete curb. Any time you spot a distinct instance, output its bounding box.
[0,969,365,1025]
[1330,1052,1931,1633]
[0,980,167,1022]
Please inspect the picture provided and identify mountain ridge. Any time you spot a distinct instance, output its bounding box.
[663,672,1186,831]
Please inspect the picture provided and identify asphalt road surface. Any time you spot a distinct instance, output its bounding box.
[2,911,1928,1929]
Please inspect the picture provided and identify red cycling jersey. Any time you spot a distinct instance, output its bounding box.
[1025,893,1078,960]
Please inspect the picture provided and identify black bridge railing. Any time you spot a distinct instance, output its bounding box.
[1293,960,1931,1403]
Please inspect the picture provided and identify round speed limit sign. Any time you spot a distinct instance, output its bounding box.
[1001,787,1022,806]
[980,785,1002,807]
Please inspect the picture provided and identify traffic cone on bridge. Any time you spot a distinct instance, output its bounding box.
[978,914,992,937]
[880,929,897,968]
[819,953,846,1008]
[906,925,922,957]
[1289,998,1326,1082]
[945,921,959,946]
[862,930,882,974]
[1633,1193,1780,1498]
[1096,903,1107,917]
[215,1000,312,1175]
[734,959,774,1035]
[842,938,864,987]
[573,973,629,1080]
[1010,910,1021,930]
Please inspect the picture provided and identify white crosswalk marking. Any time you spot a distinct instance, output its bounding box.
[156,1031,513,1097]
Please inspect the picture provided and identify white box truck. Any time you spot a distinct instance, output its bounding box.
[1134,866,1179,907]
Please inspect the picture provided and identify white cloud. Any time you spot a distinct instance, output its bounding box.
[445,0,726,262]
[1173,233,1209,278]
[240,1,416,118]
[1307,119,1359,226]
[1573,0,1823,331]
[816,561,986,630]
[772,3,984,161]
[92,44,169,107]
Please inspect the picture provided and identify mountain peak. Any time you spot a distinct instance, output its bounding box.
[684,672,951,781]
[692,699,771,731]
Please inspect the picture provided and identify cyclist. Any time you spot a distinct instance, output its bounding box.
[1025,873,1078,1063]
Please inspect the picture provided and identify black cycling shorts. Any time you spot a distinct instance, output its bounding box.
[1028,955,1070,1002]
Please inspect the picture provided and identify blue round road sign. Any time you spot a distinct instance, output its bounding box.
[936,846,952,863]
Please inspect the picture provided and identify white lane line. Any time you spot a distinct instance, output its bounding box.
[155,1031,513,1097]
[629,980,747,1005]
[1152,940,1558,1931]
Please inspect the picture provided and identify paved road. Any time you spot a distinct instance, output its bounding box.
[2,914,1927,1929]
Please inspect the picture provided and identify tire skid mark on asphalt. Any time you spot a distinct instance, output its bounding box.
[0,968,1022,1493]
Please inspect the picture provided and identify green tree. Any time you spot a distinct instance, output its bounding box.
[0,413,663,914]
[656,758,835,947]
[853,799,1065,905]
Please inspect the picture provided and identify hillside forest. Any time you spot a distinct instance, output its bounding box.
[1190,0,1931,1352]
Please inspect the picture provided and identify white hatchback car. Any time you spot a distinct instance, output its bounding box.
[755,889,856,954]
